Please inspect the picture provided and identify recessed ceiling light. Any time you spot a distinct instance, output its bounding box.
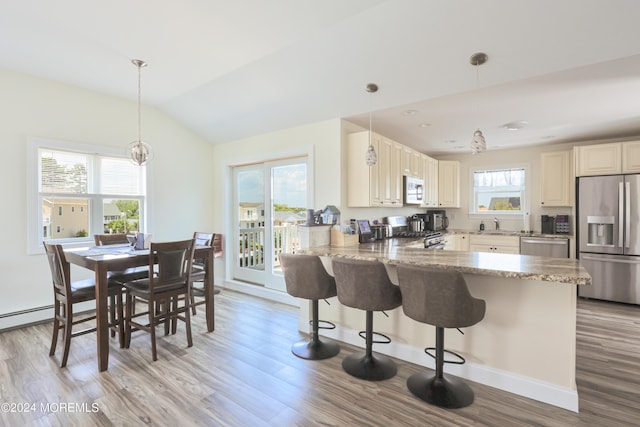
[444,139,457,144]
[418,123,431,128]
[541,135,556,140]
[502,120,528,131]
[402,109,418,116]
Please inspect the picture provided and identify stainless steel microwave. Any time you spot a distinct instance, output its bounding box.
[404,176,424,205]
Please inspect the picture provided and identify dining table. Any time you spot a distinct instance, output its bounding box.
[65,244,215,372]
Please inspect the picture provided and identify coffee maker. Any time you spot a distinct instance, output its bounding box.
[425,209,448,231]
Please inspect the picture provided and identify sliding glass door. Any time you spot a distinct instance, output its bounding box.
[233,158,308,291]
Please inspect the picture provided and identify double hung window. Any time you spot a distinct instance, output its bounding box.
[28,138,147,252]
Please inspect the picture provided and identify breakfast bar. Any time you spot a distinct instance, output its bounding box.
[300,240,591,412]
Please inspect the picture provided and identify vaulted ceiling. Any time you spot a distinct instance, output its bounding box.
[3,0,640,154]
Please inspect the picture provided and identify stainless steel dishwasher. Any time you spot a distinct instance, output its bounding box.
[520,236,569,258]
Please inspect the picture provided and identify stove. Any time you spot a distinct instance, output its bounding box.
[383,215,445,249]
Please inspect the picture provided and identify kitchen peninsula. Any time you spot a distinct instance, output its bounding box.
[299,239,591,412]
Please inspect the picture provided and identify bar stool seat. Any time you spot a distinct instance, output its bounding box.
[280,254,340,360]
[397,264,485,408]
[332,258,402,381]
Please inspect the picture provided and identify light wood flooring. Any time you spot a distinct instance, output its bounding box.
[1,291,639,426]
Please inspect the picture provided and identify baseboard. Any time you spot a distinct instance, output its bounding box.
[321,325,579,413]
[221,280,298,307]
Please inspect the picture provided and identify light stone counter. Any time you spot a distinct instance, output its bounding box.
[301,238,590,285]
[298,239,590,412]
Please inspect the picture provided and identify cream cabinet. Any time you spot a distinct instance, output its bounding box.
[347,131,402,207]
[402,146,423,177]
[576,143,621,176]
[421,154,439,207]
[575,141,640,176]
[438,160,460,208]
[469,234,520,254]
[622,141,640,173]
[540,150,572,207]
[444,233,469,251]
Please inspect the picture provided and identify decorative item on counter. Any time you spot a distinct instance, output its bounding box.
[321,205,340,225]
[479,221,485,231]
[305,209,324,226]
[331,224,359,247]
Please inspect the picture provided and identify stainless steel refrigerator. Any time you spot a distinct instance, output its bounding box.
[577,174,640,304]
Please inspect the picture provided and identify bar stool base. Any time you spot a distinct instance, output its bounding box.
[407,371,474,408]
[291,338,340,360]
[342,352,397,381]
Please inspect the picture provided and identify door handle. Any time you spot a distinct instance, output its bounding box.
[626,181,630,249]
[619,182,624,248]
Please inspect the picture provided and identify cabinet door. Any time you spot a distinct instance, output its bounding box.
[622,141,640,173]
[469,243,493,253]
[438,160,460,208]
[402,146,413,176]
[577,143,621,176]
[347,131,378,207]
[390,141,403,205]
[457,234,469,251]
[379,138,403,206]
[540,151,571,207]
[423,156,439,207]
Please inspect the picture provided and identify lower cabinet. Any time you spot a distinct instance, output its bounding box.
[443,233,469,251]
[468,235,520,254]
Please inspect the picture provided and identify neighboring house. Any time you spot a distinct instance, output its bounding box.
[42,198,89,239]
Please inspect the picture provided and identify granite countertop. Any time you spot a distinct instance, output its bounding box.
[301,239,591,286]
[445,229,574,238]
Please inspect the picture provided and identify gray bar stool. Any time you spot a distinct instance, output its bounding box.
[397,264,486,408]
[280,254,340,360]
[332,258,402,381]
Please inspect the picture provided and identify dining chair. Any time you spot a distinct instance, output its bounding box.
[44,242,124,367]
[123,238,196,361]
[94,233,149,332]
[189,232,220,315]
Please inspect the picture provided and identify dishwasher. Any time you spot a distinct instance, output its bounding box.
[520,236,569,258]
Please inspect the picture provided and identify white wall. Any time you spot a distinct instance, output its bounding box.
[0,69,214,329]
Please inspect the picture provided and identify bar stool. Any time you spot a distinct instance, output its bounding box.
[396,264,486,408]
[331,258,402,381]
[280,254,340,360]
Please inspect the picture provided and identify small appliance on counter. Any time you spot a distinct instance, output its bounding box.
[541,215,555,234]
[357,219,376,243]
[425,209,448,231]
[554,215,570,234]
[408,215,425,232]
[370,224,387,240]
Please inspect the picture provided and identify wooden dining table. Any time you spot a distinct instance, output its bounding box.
[65,244,215,372]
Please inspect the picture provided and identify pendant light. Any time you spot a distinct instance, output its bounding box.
[470,52,488,155]
[128,59,153,166]
[365,83,379,166]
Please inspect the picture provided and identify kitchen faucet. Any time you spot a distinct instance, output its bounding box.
[493,217,500,230]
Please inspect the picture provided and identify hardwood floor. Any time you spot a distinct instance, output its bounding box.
[1,292,639,426]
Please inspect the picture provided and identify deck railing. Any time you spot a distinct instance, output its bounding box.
[238,224,300,268]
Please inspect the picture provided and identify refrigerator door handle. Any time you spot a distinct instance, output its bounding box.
[625,181,631,249]
[619,182,624,248]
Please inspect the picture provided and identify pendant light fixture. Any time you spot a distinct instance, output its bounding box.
[128,59,153,166]
[470,52,488,155]
[365,83,379,166]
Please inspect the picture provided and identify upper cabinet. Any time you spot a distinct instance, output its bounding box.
[422,154,439,207]
[575,141,640,176]
[438,160,460,208]
[402,146,423,178]
[622,141,640,173]
[540,150,573,207]
[347,131,402,207]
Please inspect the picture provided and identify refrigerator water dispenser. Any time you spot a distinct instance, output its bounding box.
[586,216,614,246]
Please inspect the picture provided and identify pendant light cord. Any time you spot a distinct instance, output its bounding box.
[137,62,142,144]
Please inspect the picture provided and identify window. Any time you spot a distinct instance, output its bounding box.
[471,167,526,215]
[28,137,148,252]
